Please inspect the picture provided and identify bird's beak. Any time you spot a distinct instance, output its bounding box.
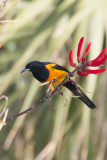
[20,68,30,73]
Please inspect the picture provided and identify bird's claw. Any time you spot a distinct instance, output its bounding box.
[44,94,51,101]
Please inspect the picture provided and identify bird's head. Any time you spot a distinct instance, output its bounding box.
[21,61,37,73]
[20,61,49,82]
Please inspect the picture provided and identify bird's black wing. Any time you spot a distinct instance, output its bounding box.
[63,81,96,109]
[52,64,69,72]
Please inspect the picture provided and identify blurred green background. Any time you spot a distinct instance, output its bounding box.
[0,0,107,159]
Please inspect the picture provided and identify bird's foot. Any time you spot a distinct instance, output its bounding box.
[44,93,51,101]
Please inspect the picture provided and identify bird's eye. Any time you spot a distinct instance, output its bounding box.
[30,65,32,68]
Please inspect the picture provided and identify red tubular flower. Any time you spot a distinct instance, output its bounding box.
[77,37,84,63]
[86,48,107,66]
[87,55,107,67]
[90,48,107,63]
[69,50,76,67]
[82,42,91,63]
[85,68,106,74]
[68,37,107,77]
[77,71,89,76]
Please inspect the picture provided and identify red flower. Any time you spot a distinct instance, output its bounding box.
[86,48,107,67]
[77,37,84,63]
[69,37,107,76]
[85,68,106,74]
[77,71,89,76]
[69,50,76,67]
[82,42,91,63]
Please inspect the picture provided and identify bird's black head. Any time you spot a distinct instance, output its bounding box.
[21,61,37,73]
[21,61,49,82]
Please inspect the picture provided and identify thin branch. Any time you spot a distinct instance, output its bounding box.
[6,98,45,123]
[6,69,77,123]
[5,78,67,123]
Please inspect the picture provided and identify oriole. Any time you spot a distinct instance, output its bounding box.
[21,61,96,109]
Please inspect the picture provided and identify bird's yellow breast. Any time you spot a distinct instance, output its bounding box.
[44,64,68,90]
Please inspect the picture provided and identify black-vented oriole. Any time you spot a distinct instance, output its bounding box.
[21,61,96,109]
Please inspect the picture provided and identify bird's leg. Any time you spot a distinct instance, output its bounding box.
[46,82,52,94]
[64,75,73,84]
[46,79,61,94]
[44,93,51,101]
[51,79,61,83]
[45,79,61,101]
[44,82,53,101]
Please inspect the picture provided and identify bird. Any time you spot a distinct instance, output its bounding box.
[21,61,96,109]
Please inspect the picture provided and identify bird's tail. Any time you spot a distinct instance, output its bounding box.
[63,81,96,109]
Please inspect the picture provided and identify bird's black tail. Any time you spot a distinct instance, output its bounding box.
[63,82,96,109]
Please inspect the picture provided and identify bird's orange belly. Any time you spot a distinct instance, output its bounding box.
[44,64,68,90]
